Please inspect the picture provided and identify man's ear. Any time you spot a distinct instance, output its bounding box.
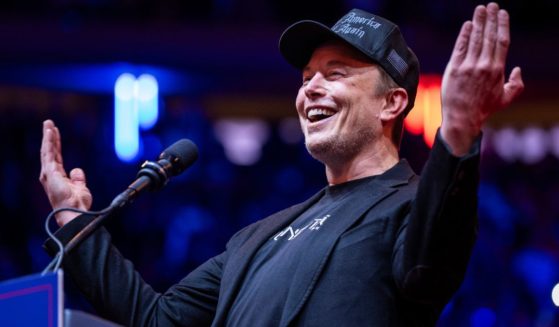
[380,88,408,122]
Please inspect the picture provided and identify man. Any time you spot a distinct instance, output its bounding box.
[40,3,523,326]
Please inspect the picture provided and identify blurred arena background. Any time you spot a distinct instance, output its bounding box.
[0,1,557,326]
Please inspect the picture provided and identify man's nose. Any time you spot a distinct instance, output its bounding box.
[304,74,327,99]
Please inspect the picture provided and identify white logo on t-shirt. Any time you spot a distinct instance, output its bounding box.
[273,215,331,241]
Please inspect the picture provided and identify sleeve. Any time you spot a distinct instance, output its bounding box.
[44,215,224,326]
[392,129,481,304]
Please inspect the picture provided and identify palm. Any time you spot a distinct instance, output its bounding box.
[40,120,92,226]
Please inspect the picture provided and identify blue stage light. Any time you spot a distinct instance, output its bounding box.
[114,73,159,162]
[114,73,140,162]
[137,74,159,130]
[470,307,496,327]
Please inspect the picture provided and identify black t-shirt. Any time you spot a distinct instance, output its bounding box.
[226,176,376,327]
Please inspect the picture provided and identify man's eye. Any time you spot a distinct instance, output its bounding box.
[328,71,344,78]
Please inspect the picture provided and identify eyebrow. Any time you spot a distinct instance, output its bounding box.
[302,60,348,74]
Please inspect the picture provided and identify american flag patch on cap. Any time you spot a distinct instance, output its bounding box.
[387,49,409,77]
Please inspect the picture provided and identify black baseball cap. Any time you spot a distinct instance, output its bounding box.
[279,8,420,115]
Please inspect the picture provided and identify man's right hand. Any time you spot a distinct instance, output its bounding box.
[40,120,93,227]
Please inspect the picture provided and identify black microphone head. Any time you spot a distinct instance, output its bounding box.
[159,139,199,176]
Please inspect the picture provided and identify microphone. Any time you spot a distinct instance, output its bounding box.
[110,139,198,208]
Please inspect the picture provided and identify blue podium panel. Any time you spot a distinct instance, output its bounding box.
[0,270,63,327]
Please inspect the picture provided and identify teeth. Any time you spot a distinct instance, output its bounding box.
[307,108,336,121]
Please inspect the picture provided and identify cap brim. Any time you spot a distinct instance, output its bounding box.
[279,20,343,70]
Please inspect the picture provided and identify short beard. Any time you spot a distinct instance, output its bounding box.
[305,127,376,167]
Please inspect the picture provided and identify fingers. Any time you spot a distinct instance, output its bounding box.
[41,120,59,160]
[40,120,67,182]
[495,9,511,65]
[502,67,525,106]
[46,120,64,165]
[53,126,63,165]
[465,3,510,68]
[448,21,473,67]
[69,168,87,186]
[40,121,55,177]
[466,5,487,61]
[40,120,55,166]
[479,3,499,61]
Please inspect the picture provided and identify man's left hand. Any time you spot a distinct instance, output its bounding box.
[440,2,524,156]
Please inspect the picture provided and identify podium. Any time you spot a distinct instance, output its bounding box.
[0,270,120,327]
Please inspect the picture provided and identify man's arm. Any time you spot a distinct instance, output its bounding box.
[44,215,223,326]
[40,121,223,325]
[393,131,481,304]
[393,2,523,304]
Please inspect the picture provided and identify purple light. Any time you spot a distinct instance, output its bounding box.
[492,127,521,162]
[549,125,559,159]
[278,117,303,144]
[519,127,548,164]
[214,119,270,166]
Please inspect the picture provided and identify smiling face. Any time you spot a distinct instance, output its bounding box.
[296,41,389,165]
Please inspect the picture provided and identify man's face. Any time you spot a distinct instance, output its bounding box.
[295,41,387,164]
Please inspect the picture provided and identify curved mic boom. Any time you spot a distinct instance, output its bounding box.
[111,139,198,208]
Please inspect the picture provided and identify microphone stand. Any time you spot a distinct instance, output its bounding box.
[41,138,198,274]
[42,206,116,274]
[42,170,155,274]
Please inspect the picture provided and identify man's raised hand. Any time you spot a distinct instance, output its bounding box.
[440,2,524,156]
[40,120,92,226]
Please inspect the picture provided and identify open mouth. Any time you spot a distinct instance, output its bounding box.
[307,108,337,123]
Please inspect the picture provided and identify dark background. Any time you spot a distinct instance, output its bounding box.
[0,1,558,326]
